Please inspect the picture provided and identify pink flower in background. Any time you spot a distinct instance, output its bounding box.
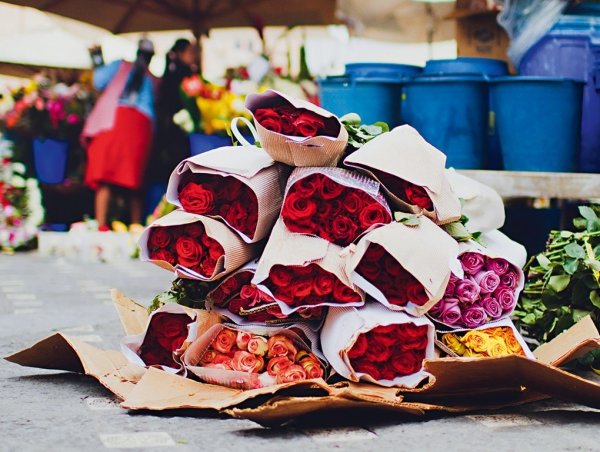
[444,273,459,297]
[66,113,80,125]
[486,258,511,275]
[460,252,485,275]
[455,279,480,304]
[474,271,501,294]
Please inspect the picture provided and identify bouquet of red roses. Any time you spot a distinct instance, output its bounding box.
[121,304,197,373]
[208,261,325,325]
[347,219,459,316]
[183,323,326,389]
[321,304,435,388]
[253,220,365,315]
[245,90,349,167]
[166,146,289,243]
[344,125,462,224]
[280,167,391,247]
[140,210,259,281]
[428,231,525,329]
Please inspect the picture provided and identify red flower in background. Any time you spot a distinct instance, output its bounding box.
[178,173,259,239]
[281,173,391,247]
[139,312,193,367]
[373,170,434,211]
[355,243,429,307]
[254,105,335,138]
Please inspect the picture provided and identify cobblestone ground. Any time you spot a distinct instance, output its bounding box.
[1,252,600,452]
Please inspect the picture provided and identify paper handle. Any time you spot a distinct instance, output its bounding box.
[231,117,258,146]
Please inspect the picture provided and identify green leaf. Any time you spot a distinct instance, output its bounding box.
[373,121,390,132]
[541,290,565,309]
[585,258,600,273]
[536,254,551,270]
[590,290,600,309]
[394,212,421,226]
[548,274,571,293]
[573,308,592,323]
[560,230,574,239]
[443,221,471,241]
[565,243,586,259]
[562,258,580,275]
[579,205,598,222]
[340,112,361,125]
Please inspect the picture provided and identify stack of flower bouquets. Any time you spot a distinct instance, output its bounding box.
[130,89,532,390]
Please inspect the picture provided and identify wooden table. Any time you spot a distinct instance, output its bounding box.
[457,170,600,200]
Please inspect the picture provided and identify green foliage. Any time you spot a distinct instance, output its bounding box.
[340,113,389,151]
[148,278,214,313]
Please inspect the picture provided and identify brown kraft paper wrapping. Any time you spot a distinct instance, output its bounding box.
[139,210,260,282]
[253,219,365,315]
[343,125,462,224]
[346,218,459,316]
[245,89,349,167]
[166,145,290,243]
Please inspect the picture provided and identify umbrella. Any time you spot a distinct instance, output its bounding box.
[0,0,338,36]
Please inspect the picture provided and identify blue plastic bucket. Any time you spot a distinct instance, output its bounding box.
[318,76,403,126]
[424,57,508,170]
[33,137,68,184]
[490,77,583,172]
[520,15,600,172]
[345,63,422,80]
[402,75,489,169]
[189,133,232,156]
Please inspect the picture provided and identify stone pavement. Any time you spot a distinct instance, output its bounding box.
[1,252,600,452]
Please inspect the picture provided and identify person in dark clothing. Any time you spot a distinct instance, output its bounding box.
[149,39,197,183]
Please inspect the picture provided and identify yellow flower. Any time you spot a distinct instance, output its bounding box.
[462,330,491,353]
[503,330,525,355]
[463,348,485,358]
[442,333,467,356]
[486,338,510,357]
[111,221,127,233]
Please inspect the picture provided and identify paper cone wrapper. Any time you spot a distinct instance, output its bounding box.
[437,318,535,359]
[346,218,459,316]
[253,219,365,315]
[321,304,435,388]
[445,168,505,233]
[182,322,326,390]
[245,89,349,167]
[166,146,291,243]
[139,210,260,281]
[281,166,392,242]
[343,125,462,224]
[120,303,198,374]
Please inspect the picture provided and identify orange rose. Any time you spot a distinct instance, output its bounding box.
[247,336,268,356]
[213,354,233,367]
[267,356,293,376]
[267,335,297,359]
[212,329,237,354]
[486,338,509,357]
[200,349,217,364]
[231,350,264,373]
[462,331,491,353]
[236,331,252,351]
[503,330,525,355]
[299,358,323,379]
[276,364,308,384]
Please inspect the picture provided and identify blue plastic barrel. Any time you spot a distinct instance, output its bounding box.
[520,15,600,172]
[189,133,232,156]
[402,75,489,169]
[318,76,404,126]
[345,63,422,80]
[490,77,583,172]
[33,137,68,184]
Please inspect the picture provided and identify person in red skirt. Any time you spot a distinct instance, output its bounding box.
[81,39,157,230]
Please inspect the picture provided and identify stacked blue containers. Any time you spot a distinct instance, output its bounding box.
[520,14,600,172]
[318,63,422,127]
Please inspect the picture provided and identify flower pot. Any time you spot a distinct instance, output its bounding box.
[33,138,69,184]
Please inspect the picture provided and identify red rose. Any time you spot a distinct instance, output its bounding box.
[255,108,283,133]
[370,329,399,347]
[352,359,381,381]
[273,286,295,305]
[295,264,317,277]
[380,366,398,381]
[348,333,368,359]
[200,257,218,277]
[364,243,387,262]
[372,324,398,335]
[332,279,361,303]
[282,192,317,222]
[344,191,364,214]
[365,340,392,363]
[293,112,325,137]
[183,222,204,238]
[403,181,433,211]
[269,265,293,287]
[179,181,215,214]
[319,177,346,200]
[397,324,429,342]
[329,199,343,217]
[357,260,381,283]
[316,201,332,218]
[383,254,403,277]
[174,236,203,269]
[150,248,176,266]
[313,273,335,296]
[406,280,429,306]
[330,215,359,246]
[391,350,424,376]
[216,176,244,201]
[208,241,224,261]
[358,202,390,229]
[228,296,247,315]
[246,310,274,322]
[402,334,429,351]
[152,313,191,350]
[292,174,323,198]
[148,227,171,249]
[291,279,313,300]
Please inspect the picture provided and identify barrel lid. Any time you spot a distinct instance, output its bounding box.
[405,74,488,84]
[424,57,508,77]
[345,62,423,81]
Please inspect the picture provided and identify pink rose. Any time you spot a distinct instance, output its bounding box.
[440,298,462,326]
[236,331,252,350]
[247,336,268,356]
[213,329,236,354]
[495,287,516,312]
[486,258,511,276]
[267,335,297,359]
[455,279,480,304]
[231,350,264,373]
[474,271,501,294]
[482,296,503,320]
[462,306,487,328]
[460,252,486,275]
[444,273,459,297]
[276,364,308,384]
[267,356,293,376]
[501,271,519,289]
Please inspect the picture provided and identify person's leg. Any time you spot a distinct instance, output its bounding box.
[95,184,111,228]
[130,190,144,225]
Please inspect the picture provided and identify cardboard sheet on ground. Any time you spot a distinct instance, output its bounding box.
[5,290,600,426]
